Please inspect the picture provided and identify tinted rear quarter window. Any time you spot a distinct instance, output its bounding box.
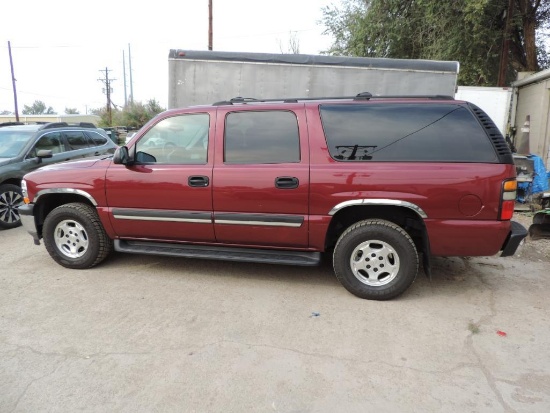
[320,103,497,162]
[85,131,108,146]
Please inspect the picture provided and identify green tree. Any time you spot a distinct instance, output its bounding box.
[91,99,165,129]
[22,100,56,115]
[321,0,550,86]
[0,110,12,115]
[122,99,165,129]
[64,107,80,114]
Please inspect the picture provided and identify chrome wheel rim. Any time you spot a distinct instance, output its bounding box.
[350,240,400,286]
[54,220,89,258]
[0,189,23,225]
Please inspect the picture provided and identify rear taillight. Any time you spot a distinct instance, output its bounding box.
[500,179,517,220]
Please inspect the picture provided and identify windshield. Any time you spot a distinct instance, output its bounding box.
[0,130,35,158]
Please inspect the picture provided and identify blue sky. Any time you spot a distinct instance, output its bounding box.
[0,0,338,114]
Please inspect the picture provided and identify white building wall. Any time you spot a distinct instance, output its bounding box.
[455,86,512,135]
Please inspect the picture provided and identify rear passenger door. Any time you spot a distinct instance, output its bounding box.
[212,106,310,248]
[63,130,95,159]
[85,130,115,155]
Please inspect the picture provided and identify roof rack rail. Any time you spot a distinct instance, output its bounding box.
[76,122,97,128]
[370,94,454,100]
[38,122,97,130]
[213,92,454,105]
[39,122,69,130]
[0,121,24,128]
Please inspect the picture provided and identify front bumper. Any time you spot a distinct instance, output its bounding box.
[500,220,528,257]
[18,204,41,245]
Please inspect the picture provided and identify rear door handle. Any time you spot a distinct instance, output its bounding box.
[275,176,299,189]
[188,176,210,187]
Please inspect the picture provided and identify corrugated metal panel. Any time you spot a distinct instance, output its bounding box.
[169,54,459,109]
[169,49,459,73]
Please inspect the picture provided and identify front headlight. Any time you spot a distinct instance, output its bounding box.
[21,179,29,204]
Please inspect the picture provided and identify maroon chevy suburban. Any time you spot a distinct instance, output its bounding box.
[19,94,527,300]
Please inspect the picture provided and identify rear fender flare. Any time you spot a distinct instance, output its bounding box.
[329,199,428,219]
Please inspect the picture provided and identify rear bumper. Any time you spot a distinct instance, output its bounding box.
[500,220,528,257]
[425,219,526,257]
[18,204,41,245]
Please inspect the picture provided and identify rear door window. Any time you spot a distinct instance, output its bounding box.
[65,131,90,150]
[224,110,300,164]
[320,103,497,162]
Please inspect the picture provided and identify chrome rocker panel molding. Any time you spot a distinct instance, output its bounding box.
[112,209,304,227]
[113,209,212,224]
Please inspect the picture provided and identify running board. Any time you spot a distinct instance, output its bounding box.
[114,240,322,266]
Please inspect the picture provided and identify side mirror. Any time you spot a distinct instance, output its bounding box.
[113,146,132,165]
[35,149,53,163]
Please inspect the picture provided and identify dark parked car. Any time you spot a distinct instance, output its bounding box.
[0,122,117,229]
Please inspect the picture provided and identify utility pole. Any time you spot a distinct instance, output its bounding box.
[208,0,213,50]
[128,44,134,104]
[8,41,20,122]
[98,67,115,126]
[123,50,128,107]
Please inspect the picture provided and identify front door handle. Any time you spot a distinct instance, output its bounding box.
[275,176,299,189]
[188,175,210,187]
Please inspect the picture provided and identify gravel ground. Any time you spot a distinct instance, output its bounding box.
[1,215,549,412]
[512,211,550,262]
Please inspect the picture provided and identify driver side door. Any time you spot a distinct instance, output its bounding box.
[22,132,71,173]
[105,112,215,242]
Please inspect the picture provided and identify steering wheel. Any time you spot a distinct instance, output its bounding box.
[162,142,179,162]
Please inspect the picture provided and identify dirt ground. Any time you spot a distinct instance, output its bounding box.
[1,214,550,412]
[512,211,550,262]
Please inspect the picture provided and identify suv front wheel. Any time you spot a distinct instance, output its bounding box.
[333,219,419,300]
[43,203,113,269]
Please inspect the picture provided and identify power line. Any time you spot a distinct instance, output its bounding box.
[98,68,116,126]
[0,44,86,49]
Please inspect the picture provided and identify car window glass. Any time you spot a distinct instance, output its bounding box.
[65,131,90,150]
[320,104,498,162]
[135,114,209,164]
[0,130,35,158]
[224,110,300,164]
[85,131,108,146]
[31,132,64,156]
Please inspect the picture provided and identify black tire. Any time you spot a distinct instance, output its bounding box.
[333,219,418,300]
[43,203,113,269]
[0,184,23,229]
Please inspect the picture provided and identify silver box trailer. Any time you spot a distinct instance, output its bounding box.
[168,50,459,109]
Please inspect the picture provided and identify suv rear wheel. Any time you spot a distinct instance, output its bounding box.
[43,203,112,268]
[0,184,23,229]
[333,219,418,300]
